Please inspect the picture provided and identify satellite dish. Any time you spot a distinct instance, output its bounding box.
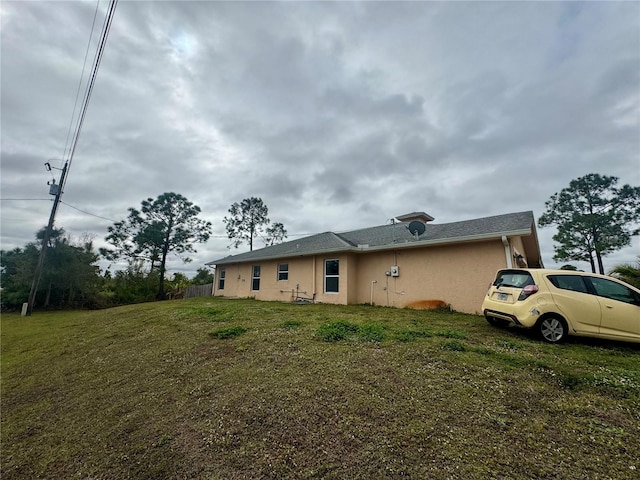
[407,221,426,237]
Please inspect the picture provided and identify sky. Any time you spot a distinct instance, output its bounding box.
[1,0,639,278]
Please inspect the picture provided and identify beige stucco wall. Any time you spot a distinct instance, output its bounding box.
[215,257,311,302]
[351,239,510,313]
[215,254,352,304]
[214,237,523,314]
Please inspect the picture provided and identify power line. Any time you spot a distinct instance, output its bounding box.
[0,198,116,222]
[61,0,101,170]
[1,198,321,237]
[59,201,117,222]
[26,0,119,316]
[0,198,51,201]
[64,0,119,186]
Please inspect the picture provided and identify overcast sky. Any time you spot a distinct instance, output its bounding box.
[2,0,639,278]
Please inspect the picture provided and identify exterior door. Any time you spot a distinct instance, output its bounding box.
[588,277,640,339]
[546,275,601,334]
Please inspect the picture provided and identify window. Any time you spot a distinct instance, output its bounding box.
[547,275,588,293]
[324,259,339,293]
[278,263,289,281]
[218,267,225,290]
[588,277,640,305]
[493,271,534,288]
[252,265,261,291]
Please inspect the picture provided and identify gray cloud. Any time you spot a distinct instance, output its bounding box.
[2,0,638,276]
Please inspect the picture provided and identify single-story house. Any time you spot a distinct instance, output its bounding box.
[206,211,543,314]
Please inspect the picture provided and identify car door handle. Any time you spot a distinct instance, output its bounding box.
[604,304,613,309]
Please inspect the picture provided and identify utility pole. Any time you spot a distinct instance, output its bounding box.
[24,162,68,316]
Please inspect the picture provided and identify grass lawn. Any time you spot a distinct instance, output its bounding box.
[2,298,639,479]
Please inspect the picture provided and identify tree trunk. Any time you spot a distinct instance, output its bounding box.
[588,252,596,273]
[44,281,52,307]
[157,247,168,300]
[593,227,604,274]
[249,221,254,251]
[595,250,605,275]
[157,219,173,300]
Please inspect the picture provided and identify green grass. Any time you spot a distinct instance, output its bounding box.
[2,298,639,479]
[209,325,248,339]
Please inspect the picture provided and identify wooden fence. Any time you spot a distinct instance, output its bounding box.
[184,283,214,298]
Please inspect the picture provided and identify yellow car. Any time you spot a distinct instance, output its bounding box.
[482,268,640,343]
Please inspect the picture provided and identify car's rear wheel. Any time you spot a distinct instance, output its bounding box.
[538,315,567,343]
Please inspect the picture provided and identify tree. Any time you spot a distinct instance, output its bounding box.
[538,174,640,274]
[1,244,38,310]
[191,267,214,285]
[165,272,190,299]
[102,260,159,306]
[102,193,212,300]
[559,264,578,271]
[101,219,163,270]
[1,228,102,310]
[39,230,101,308]
[610,257,640,289]
[224,197,287,251]
[265,222,288,246]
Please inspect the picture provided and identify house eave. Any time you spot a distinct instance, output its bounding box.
[207,228,532,266]
[352,228,532,253]
[207,246,353,266]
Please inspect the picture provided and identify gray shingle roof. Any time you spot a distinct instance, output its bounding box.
[209,211,535,265]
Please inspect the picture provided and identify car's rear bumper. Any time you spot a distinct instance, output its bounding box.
[482,298,545,328]
[483,309,522,326]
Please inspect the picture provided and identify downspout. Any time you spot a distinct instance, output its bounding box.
[502,236,513,268]
[370,280,377,305]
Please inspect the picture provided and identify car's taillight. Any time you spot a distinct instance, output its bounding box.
[518,284,539,301]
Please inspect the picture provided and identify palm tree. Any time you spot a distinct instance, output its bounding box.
[609,257,640,288]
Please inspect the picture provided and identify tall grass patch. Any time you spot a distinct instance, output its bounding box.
[210,326,247,339]
[316,320,386,343]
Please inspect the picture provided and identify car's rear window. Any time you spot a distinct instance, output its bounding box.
[493,271,534,288]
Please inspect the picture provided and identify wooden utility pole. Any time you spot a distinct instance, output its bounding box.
[25,162,68,316]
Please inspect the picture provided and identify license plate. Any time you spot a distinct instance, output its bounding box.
[497,293,508,301]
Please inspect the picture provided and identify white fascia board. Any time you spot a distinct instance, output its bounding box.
[350,229,532,253]
[207,229,532,265]
[209,246,353,265]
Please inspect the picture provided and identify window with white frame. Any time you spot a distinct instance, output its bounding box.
[252,265,261,291]
[324,259,339,293]
[278,263,289,281]
[218,267,225,290]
